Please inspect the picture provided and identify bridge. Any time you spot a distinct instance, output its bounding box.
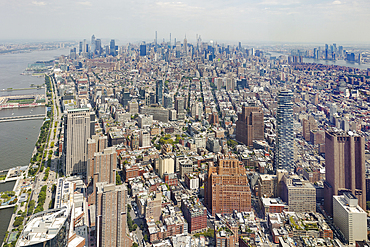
[0,114,46,123]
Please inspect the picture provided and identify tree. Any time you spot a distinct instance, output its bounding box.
[116,172,122,185]
[132,244,139,247]
[144,234,149,242]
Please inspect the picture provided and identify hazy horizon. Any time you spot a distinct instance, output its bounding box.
[1,0,370,44]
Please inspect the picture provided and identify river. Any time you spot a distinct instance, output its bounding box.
[268,52,370,70]
[0,48,69,245]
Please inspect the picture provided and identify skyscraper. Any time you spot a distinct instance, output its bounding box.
[324,131,366,215]
[96,183,132,247]
[91,35,96,56]
[183,36,187,56]
[275,90,294,171]
[140,44,146,56]
[63,108,95,176]
[156,80,163,105]
[235,105,264,146]
[95,39,102,55]
[110,39,116,56]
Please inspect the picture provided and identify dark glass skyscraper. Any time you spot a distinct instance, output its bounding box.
[110,39,116,56]
[275,90,294,171]
[140,44,146,56]
[156,80,163,105]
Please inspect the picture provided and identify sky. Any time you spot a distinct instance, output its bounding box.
[1,0,370,44]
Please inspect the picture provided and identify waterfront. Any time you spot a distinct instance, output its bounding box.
[268,52,370,70]
[0,49,68,246]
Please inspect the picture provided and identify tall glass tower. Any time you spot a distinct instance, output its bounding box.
[275,90,294,171]
[156,80,163,105]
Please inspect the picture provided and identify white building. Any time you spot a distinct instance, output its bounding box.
[159,155,174,178]
[139,130,151,148]
[333,193,367,246]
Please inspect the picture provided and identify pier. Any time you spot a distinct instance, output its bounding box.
[0,114,45,123]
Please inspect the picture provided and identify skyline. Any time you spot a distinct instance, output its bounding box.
[1,0,370,44]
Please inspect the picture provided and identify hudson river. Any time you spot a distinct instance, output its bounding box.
[0,48,69,245]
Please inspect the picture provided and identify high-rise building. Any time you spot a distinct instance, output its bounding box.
[275,90,294,171]
[324,131,366,215]
[175,96,185,120]
[205,156,251,216]
[139,130,151,148]
[64,108,95,176]
[236,105,264,146]
[95,39,102,55]
[109,39,116,56]
[183,36,187,56]
[91,35,96,56]
[156,80,163,105]
[96,183,132,247]
[159,155,174,178]
[140,44,146,56]
[333,193,367,246]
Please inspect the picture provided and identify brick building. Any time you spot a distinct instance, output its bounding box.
[205,156,251,215]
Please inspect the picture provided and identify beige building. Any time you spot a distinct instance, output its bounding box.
[281,174,316,213]
[96,183,132,247]
[64,108,95,176]
[159,155,174,178]
[333,193,367,246]
[139,130,151,148]
[258,174,277,198]
[145,192,162,222]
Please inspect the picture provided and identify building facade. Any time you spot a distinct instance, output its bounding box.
[205,157,251,215]
[236,105,264,146]
[324,131,366,215]
[64,108,95,176]
[275,90,294,171]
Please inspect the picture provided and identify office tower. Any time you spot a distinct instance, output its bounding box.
[156,80,163,105]
[96,183,132,247]
[275,90,294,171]
[91,35,96,56]
[95,39,102,55]
[140,44,146,56]
[83,39,86,55]
[236,105,264,146]
[333,193,367,246]
[175,96,185,119]
[64,108,95,176]
[324,131,366,215]
[204,157,251,215]
[163,94,173,109]
[79,41,83,55]
[109,39,116,56]
[183,36,187,56]
[155,31,157,52]
[139,130,150,148]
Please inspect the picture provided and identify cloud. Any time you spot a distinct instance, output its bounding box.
[332,0,341,4]
[77,1,92,6]
[32,1,46,6]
